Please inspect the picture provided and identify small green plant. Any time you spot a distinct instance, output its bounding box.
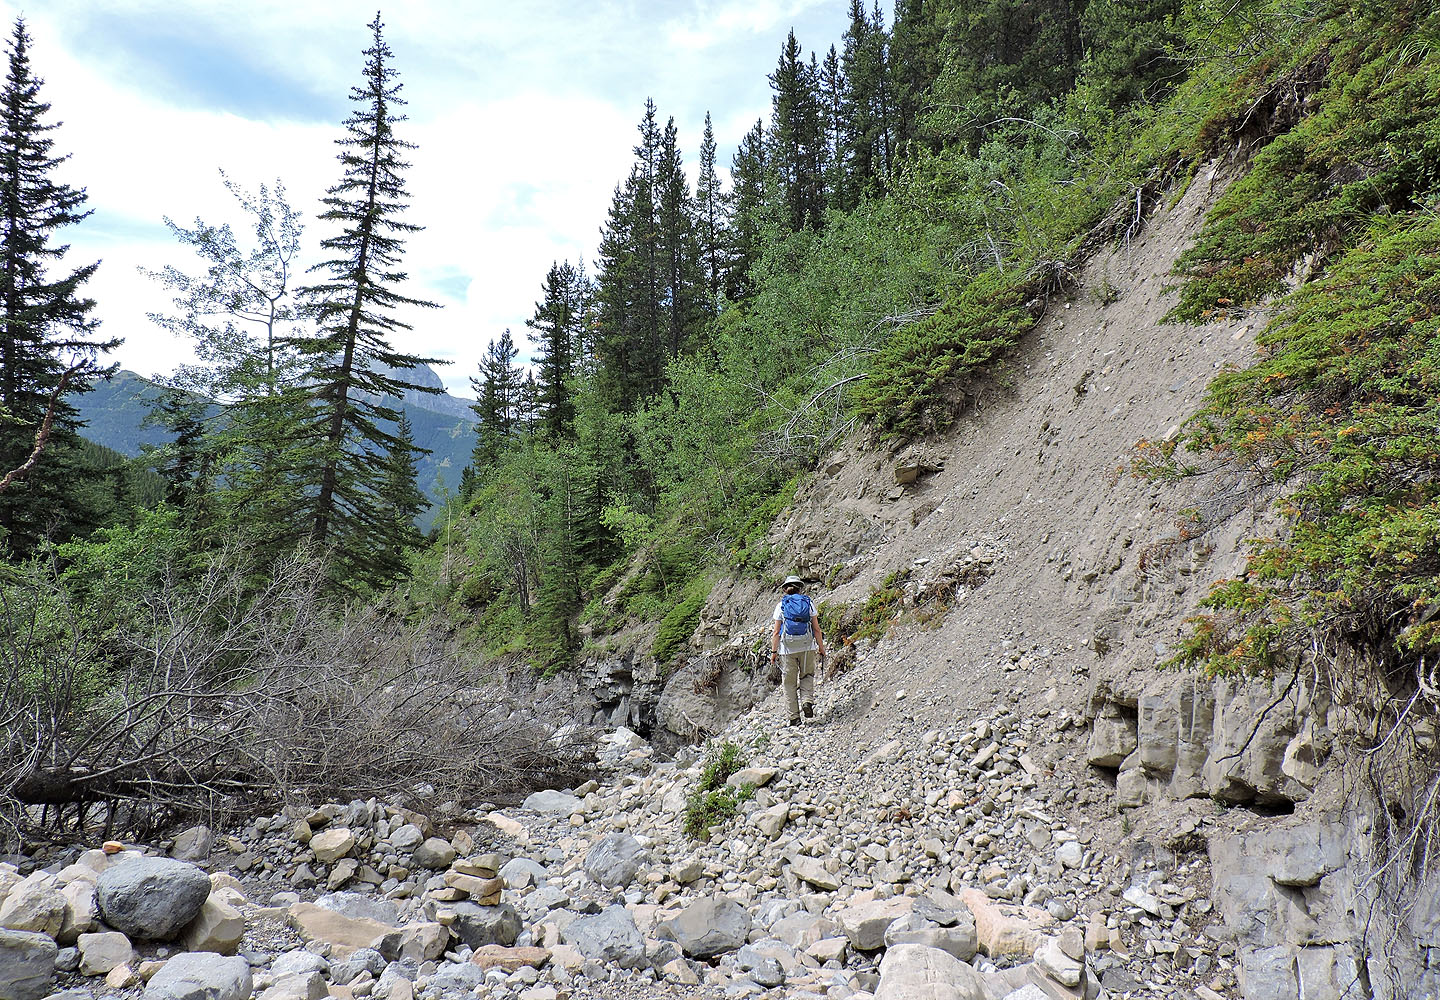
[683,741,754,839]
[851,570,910,643]
[653,577,710,663]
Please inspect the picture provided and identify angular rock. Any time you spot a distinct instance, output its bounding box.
[258,972,327,1000]
[77,931,133,977]
[659,895,752,959]
[1087,705,1137,768]
[57,880,99,944]
[583,832,648,888]
[450,902,522,949]
[726,767,777,788]
[289,900,395,959]
[142,952,252,1000]
[96,858,211,942]
[181,895,245,955]
[410,837,457,870]
[788,856,840,892]
[308,828,355,865]
[169,827,214,863]
[874,943,988,1000]
[0,874,65,938]
[0,928,58,1000]
[562,904,646,969]
[753,803,789,840]
[470,944,551,971]
[271,952,330,977]
[1055,842,1082,870]
[808,937,849,963]
[389,824,424,852]
[884,911,978,963]
[771,912,840,951]
[837,896,912,951]
[959,889,1054,959]
[523,790,582,814]
[1035,936,1083,987]
[501,857,550,887]
[377,921,449,963]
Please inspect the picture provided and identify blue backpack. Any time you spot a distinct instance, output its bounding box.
[780,594,813,636]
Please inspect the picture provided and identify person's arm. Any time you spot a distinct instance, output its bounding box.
[770,617,782,665]
[811,612,825,662]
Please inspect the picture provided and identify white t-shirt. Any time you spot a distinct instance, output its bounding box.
[773,597,817,655]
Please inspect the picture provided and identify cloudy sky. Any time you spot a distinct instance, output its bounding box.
[2,1,862,396]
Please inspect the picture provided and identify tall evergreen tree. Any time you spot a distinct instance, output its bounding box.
[593,100,666,408]
[656,115,707,358]
[769,30,828,232]
[293,13,441,587]
[527,260,588,438]
[470,328,523,468]
[376,408,426,569]
[695,113,726,304]
[725,118,773,300]
[890,0,948,156]
[840,0,893,205]
[0,18,117,554]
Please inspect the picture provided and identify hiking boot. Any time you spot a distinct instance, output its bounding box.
[789,717,802,727]
[802,703,815,719]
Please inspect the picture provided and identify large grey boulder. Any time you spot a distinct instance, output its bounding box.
[96,857,211,941]
[583,833,648,888]
[142,952,252,1000]
[523,790,581,814]
[450,901,521,948]
[883,911,978,962]
[0,928,57,1000]
[837,896,912,951]
[562,904,646,969]
[659,895,752,959]
[874,943,988,1000]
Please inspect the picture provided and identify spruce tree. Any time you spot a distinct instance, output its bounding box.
[0,18,117,554]
[469,329,523,468]
[769,30,827,232]
[695,113,726,304]
[840,0,893,203]
[656,116,707,357]
[890,0,947,156]
[726,118,773,300]
[293,13,441,587]
[376,408,426,570]
[527,260,588,438]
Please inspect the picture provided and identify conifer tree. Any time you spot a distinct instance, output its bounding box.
[769,30,828,232]
[726,118,773,300]
[656,116,707,357]
[0,18,117,554]
[527,260,589,438]
[293,13,441,587]
[890,0,947,156]
[695,113,726,304]
[840,0,893,203]
[376,408,426,569]
[470,329,523,468]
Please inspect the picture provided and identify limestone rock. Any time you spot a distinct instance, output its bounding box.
[583,832,648,888]
[1086,705,1137,768]
[874,943,988,1000]
[0,874,65,937]
[562,904,646,969]
[1035,936,1084,987]
[450,902,522,949]
[374,921,448,963]
[523,790,582,814]
[169,827,214,863]
[96,857,211,941]
[837,896,912,951]
[959,889,1054,959]
[57,880,98,944]
[0,928,58,1000]
[410,837,457,870]
[883,910,978,963]
[788,855,840,891]
[726,767,777,788]
[659,894,751,959]
[142,952,252,1000]
[289,898,396,958]
[308,828,356,864]
[181,895,245,955]
[753,802,789,839]
[257,972,326,1000]
[470,945,551,971]
[77,931,133,977]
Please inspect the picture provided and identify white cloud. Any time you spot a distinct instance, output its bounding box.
[0,0,854,396]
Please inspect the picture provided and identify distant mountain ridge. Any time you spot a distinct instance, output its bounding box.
[76,365,477,531]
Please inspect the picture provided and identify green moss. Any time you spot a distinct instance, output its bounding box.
[653,577,710,663]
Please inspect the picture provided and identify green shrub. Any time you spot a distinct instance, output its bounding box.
[653,577,709,663]
[683,741,754,839]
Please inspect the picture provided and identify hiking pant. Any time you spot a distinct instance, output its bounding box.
[780,648,816,720]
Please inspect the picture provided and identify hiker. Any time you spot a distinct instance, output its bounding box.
[770,574,826,726]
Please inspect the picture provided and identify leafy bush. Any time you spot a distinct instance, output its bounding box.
[1163,215,1440,675]
[683,741,755,839]
[653,577,709,663]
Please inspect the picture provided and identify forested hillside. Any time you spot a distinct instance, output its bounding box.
[2,0,1438,860]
